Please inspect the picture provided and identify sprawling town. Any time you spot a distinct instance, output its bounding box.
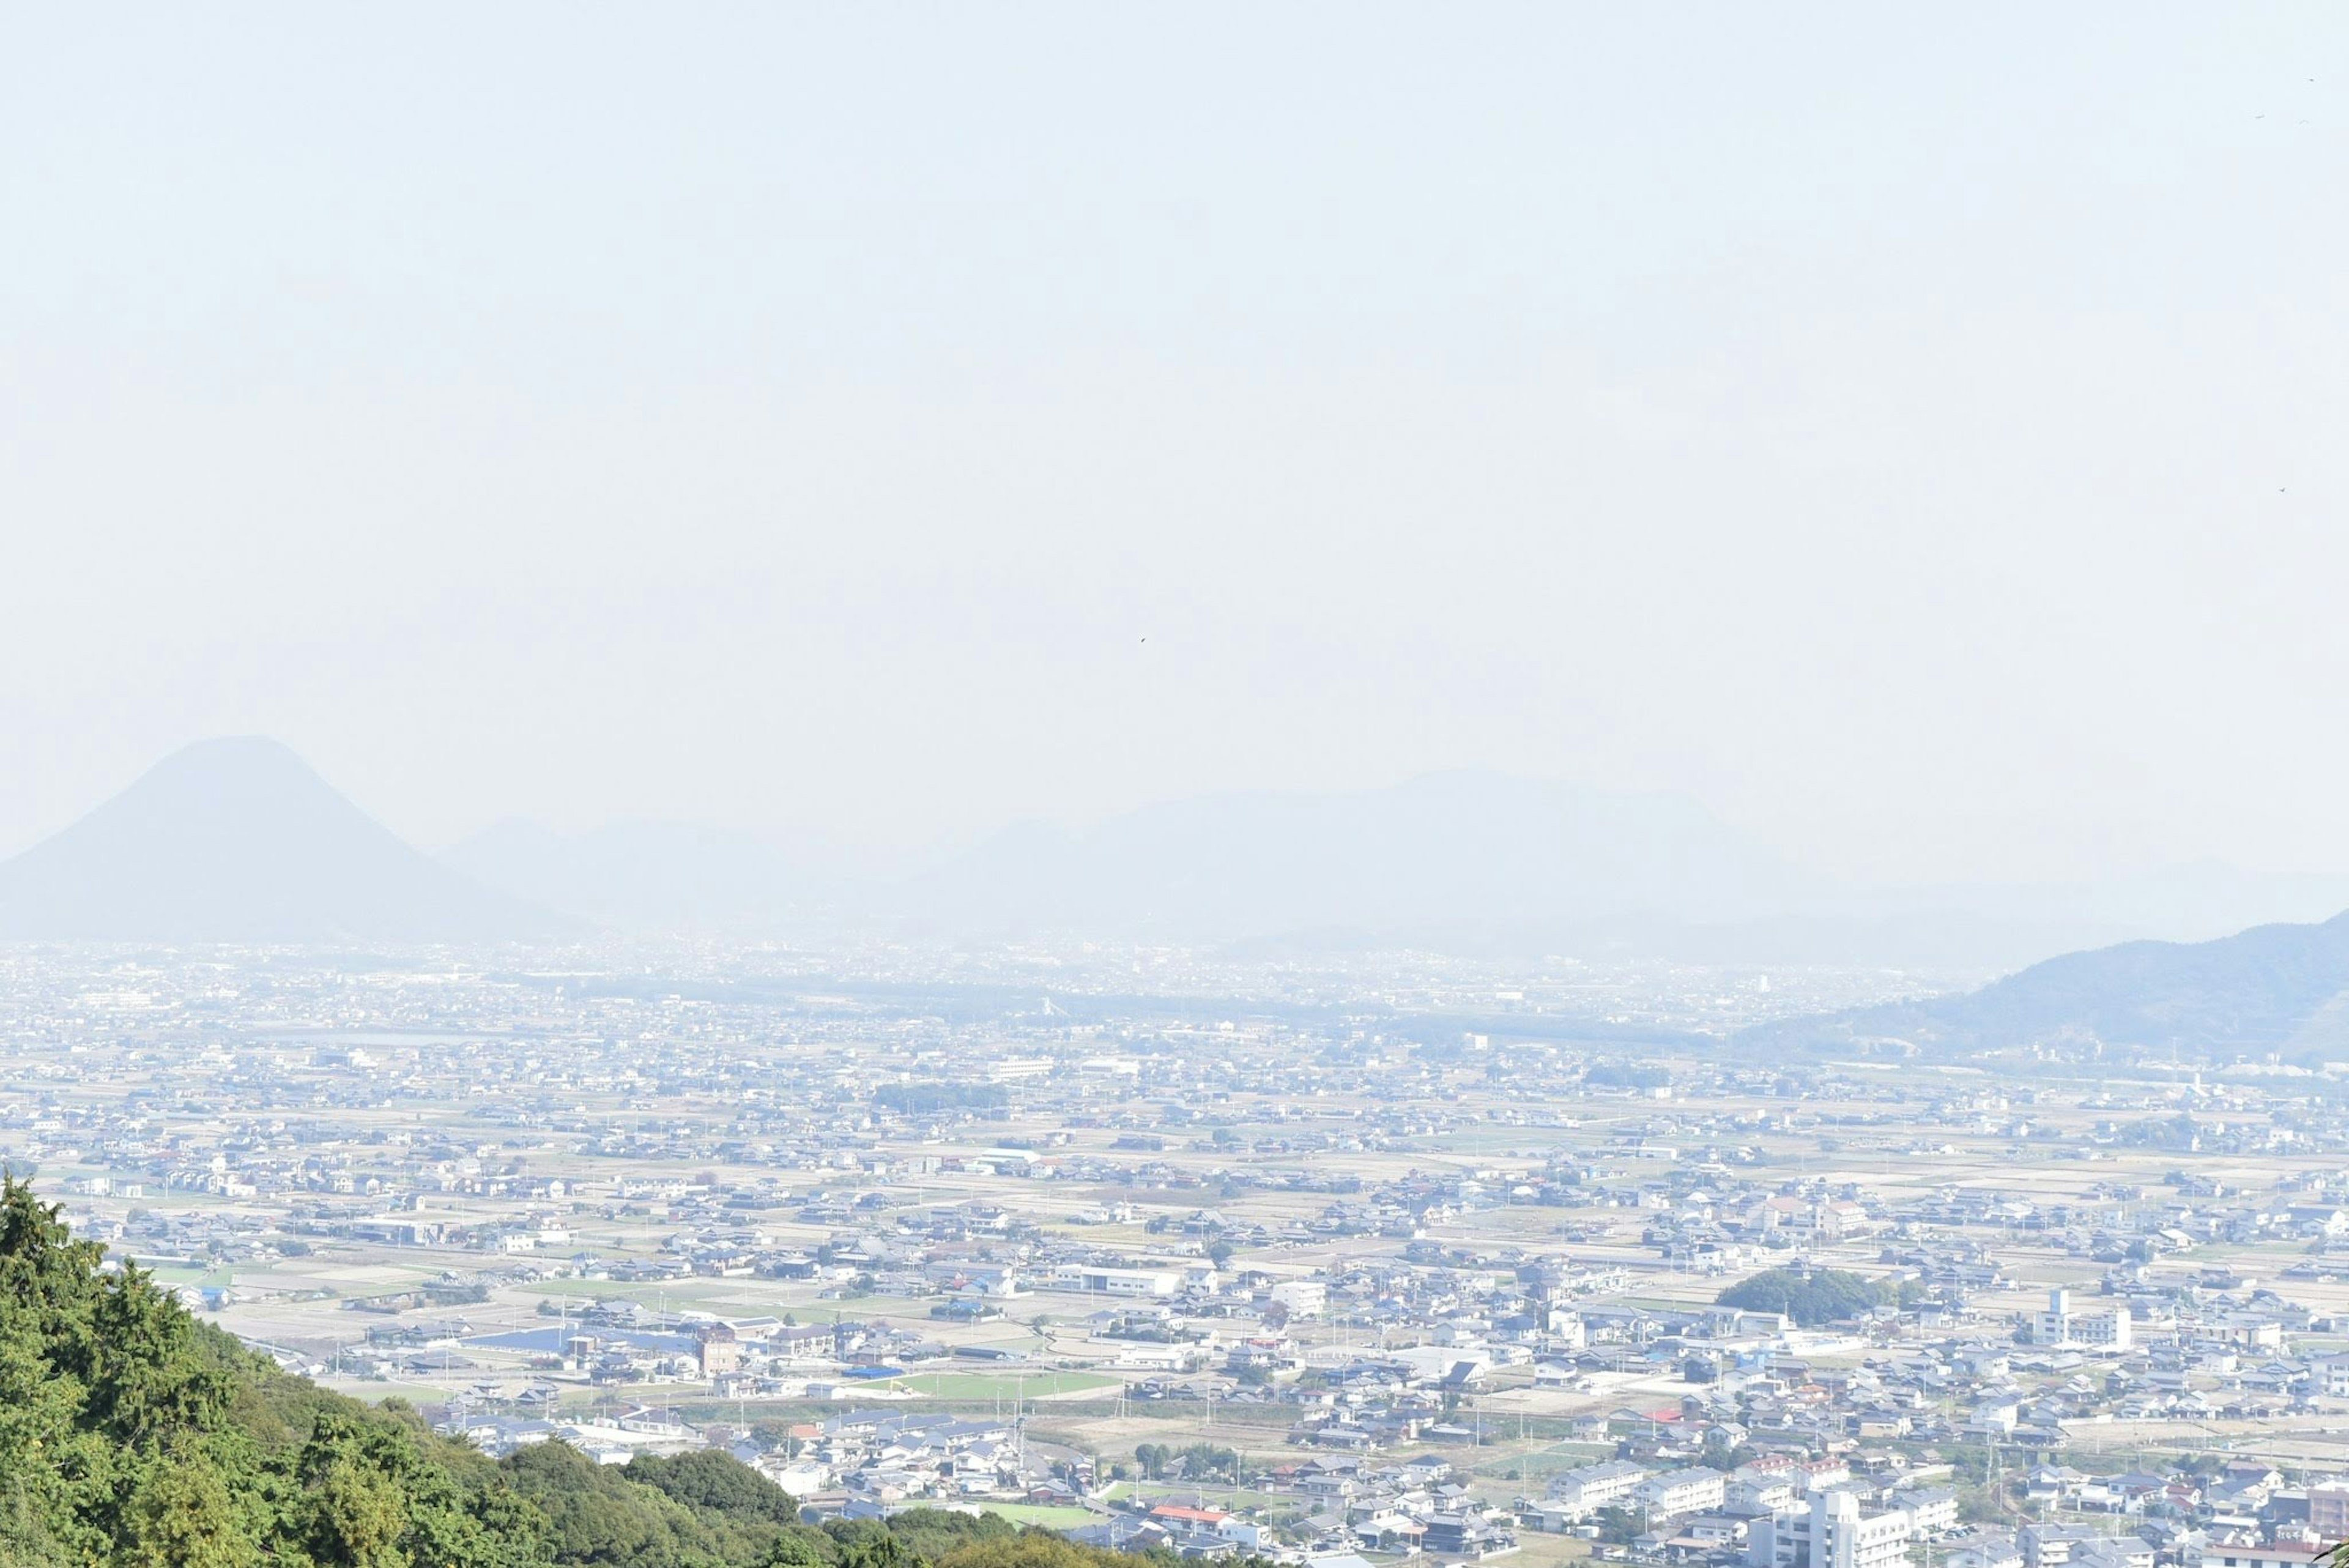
[9,940,2349,1568]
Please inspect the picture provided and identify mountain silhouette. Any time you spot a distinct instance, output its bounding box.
[0,737,563,943]
[899,770,1803,940]
[445,818,835,934]
[434,768,2341,970]
[1747,908,2349,1058]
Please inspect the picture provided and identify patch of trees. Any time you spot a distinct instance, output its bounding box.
[874,1083,1009,1114]
[1584,1064,1671,1090]
[1132,1443,1242,1484]
[1715,1266,1892,1326]
[1592,1507,1644,1545]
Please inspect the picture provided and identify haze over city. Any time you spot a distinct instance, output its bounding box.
[7,5,2348,894]
[7,11,2349,1568]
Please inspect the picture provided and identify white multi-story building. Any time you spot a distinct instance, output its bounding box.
[2033,1288,2132,1351]
[1269,1280,1329,1318]
[1730,1478,1800,1514]
[1814,1491,1915,1568]
[1750,1492,1913,1568]
[1891,1488,1959,1538]
[1546,1460,1649,1518]
[2072,1306,2133,1350]
[1636,1467,1727,1520]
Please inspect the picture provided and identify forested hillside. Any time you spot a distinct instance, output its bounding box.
[0,1179,1149,1568]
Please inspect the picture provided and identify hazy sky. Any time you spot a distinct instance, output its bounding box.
[4,6,2346,883]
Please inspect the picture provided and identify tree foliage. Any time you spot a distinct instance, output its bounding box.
[873,1083,1008,1114]
[0,1178,543,1566]
[0,1178,1189,1568]
[1714,1266,1891,1326]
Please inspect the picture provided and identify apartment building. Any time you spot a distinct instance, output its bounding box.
[1546,1460,1649,1518]
[1750,1491,1913,1568]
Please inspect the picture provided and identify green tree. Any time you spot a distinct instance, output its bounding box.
[307,1455,411,1568]
[502,1438,718,1567]
[0,1179,551,1568]
[840,1531,914,1568]
[935,1536,1132,1568]
[124,1441,261,1568]
[625,1450,799,1526]
[1175,1444,1240,1483]
[1715,1267,1891,1326]
[1594,1507,1643,1545]
[757,1531,832,1568]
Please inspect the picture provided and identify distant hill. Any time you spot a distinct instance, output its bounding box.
[445,818,833,934]
[896,770,1803,940]
[0,737,563,943]
[1746,909,2349,1058]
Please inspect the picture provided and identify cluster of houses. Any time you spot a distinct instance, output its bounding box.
[1523,1450,1956,1567]
[1505,1444,2349,1568]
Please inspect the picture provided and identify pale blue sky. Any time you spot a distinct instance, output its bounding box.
[3,5,2345,882]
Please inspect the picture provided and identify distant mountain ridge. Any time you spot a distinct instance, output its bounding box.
[11,739,2349,974]
[445,819,833,934]
[0,737,562,943]
[900,770,1803,939]
[1745,909,2349,1058]
[870,778,2349,967]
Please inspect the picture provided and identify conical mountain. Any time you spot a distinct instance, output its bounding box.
[0,737,565,943]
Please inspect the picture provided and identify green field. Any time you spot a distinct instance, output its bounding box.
[315,1377,466,1406]
[976,1505,1100,1531]
[522,1278,805,1307]
[144,1264,217,1285]
[870,1371,1122,1399]
[1105,1484,1288,1512]
[523,1278,698,1301]
[1472,1443,1619,1480]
